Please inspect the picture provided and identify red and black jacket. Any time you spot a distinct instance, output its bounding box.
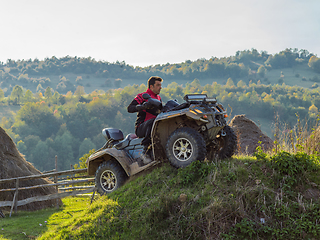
[127,88,162,130]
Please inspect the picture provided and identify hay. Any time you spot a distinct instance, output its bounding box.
[0,127,62,211]
[229,114,274,155]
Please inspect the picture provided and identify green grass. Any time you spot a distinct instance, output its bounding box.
[0,196,92,240]
[265,65,320,88]
[2,153,320,239]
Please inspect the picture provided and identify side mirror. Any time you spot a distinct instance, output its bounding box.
[142,93,151,100]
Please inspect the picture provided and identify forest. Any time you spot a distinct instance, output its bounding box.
[1,48,320,96]
[0,48,320,171]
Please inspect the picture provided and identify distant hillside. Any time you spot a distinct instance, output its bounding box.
[1,48,320,96]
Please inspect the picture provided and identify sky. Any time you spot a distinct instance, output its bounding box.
[1,0,319,67]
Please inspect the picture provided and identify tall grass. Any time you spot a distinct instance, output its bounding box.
[272,112,320,154]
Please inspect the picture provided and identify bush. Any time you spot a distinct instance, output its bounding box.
[270,151,320,186]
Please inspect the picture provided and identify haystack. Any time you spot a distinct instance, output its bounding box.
[229,115,274,155]
[0,127,61,211]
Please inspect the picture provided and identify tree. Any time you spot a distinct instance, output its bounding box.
[226,78,235,87]
[56,81,67,93]
[74,149,95,169]
[257,65,267,78]
[36,83,44,93]
[16,102,60,139]
[24,89,34,102]
[308,56,320,73]
[31,141,49,171]
[78,138,96,159]
[44,86,53,100]
[10,85,24,104]
[23,135,41,152]
[51,91,60,104]
[226,63,245,79]
[237,80,246,88]
[53,131,74,170]
[74,85,86,97]
[17,140,27,155]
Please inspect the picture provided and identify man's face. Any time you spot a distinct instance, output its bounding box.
[150,80,162,95]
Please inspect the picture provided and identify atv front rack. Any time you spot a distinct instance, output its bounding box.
[184,94,217,104]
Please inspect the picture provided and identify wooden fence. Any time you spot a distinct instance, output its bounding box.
[0,168,95,217]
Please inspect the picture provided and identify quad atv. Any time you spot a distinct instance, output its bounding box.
[86,94,237,195]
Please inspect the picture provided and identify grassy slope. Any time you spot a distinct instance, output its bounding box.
[2,153,320,240]
[265,64,317,87]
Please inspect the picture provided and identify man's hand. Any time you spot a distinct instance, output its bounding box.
[136,101,152,111]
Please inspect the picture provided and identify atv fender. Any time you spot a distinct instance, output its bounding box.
[86,148,132,176]
[151,108,203,151]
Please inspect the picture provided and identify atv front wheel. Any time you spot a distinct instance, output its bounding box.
[165,127,206,168]
[207,126,237,160]
[95,161,127,195]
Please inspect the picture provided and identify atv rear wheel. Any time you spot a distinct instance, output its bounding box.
[165,127,206,168]
[207,126,237,160]
[95,161,127,195]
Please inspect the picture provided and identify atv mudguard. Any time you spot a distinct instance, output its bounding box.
[150,106,224,154]
[150,108,205,150]
[86,148,154,176]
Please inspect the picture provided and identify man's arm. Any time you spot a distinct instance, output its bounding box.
[127,99,139,113]
[128,98,151,113]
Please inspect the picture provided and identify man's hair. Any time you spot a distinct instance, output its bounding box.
[148,76,163,88]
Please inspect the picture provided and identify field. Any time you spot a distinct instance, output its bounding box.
[265,64,319,87]
[0,195,92,240]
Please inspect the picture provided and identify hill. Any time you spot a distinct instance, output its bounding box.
[1,48,320,97]
[1,115,320,239]
[1,48,320,172]
[34,152,320,239]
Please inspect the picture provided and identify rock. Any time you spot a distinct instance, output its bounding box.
[179,193,187,202]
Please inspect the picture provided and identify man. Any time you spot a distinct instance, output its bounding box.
[127,76,163,159]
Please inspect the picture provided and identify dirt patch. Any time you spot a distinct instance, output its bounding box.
[0,127,61,211]
[229,115,274,155]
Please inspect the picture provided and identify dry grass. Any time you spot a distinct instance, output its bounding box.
[272,113,320,154]
[0,127,61,211]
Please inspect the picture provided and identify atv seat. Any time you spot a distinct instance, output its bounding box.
[114,133,138,150]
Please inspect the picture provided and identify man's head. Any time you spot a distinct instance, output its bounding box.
[148,76,162,95]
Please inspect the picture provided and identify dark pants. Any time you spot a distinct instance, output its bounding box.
[136,118,155,147]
